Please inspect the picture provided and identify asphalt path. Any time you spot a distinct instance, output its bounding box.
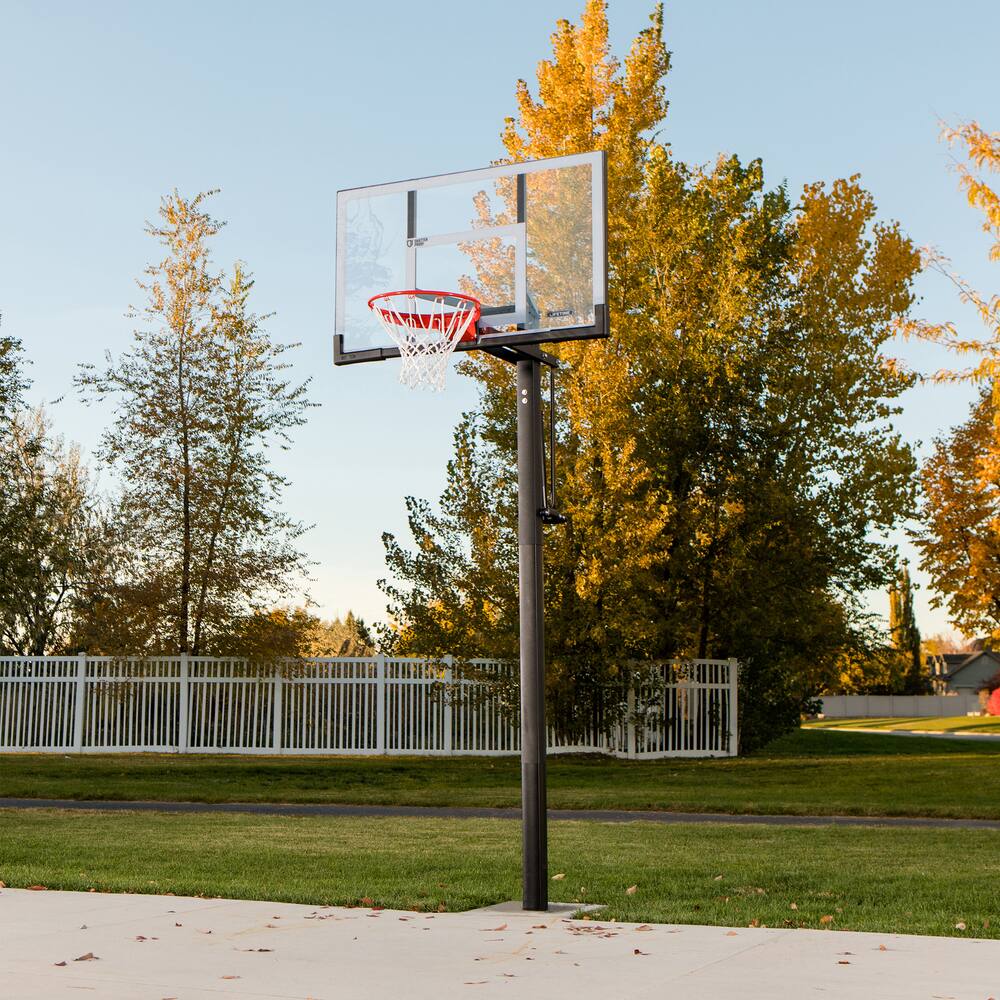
[2,797,999,829]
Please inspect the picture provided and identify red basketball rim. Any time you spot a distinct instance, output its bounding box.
[367,289,481,340]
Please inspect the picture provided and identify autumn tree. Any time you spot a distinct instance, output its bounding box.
[378,2,920,748]
[907,123,1000,644]
[78,191,312,654]
[211,606,371,661]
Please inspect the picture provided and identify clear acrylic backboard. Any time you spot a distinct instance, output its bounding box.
[334,151,607,365]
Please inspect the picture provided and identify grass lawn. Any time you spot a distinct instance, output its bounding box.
[806,716,1000,734]
[2,729,1000,819]
[0,809,996,939]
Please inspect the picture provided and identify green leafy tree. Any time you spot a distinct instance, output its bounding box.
[0,318,29,424]
[377,1,920,749]
[0,409,103,654]
[78,192,313,654]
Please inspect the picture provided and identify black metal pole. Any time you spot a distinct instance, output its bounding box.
[517,357,547,911]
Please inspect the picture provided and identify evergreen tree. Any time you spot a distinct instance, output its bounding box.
[889,562,926,694]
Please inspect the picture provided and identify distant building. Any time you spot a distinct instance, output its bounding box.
[927,649,1000,695]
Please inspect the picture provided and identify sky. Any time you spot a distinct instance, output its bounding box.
[1,0,998,640]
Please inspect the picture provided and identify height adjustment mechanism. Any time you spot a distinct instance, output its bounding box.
[539,365,568,526]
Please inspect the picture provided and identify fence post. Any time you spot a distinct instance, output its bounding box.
[72,651,87,752]
[727,658,739,756]
[178,654,189,754]
[272,667,283,753]
[625,682,636,759]
[376,653,386,754]
[443,655,454,755]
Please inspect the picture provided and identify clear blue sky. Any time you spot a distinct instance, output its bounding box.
[1,0,998,639]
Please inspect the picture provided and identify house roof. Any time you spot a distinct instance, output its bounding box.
[943,649,1000,679]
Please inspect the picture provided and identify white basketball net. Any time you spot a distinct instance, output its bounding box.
[369,291,480,391]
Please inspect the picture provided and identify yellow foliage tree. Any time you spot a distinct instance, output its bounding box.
[378,2,921,748]
[907,122,1000,641]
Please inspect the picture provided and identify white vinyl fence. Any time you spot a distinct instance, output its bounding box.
[0,655,738,758]
[818,694,983,718]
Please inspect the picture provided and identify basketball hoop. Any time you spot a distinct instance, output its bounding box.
[368,289,481,391]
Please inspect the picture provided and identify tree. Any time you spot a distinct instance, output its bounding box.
[888,562,926,693]
[918,390,1000,639]
[78,191,313,654]
[211,606,372,661]
[0,409,102,654]
[0,317,29,425]
[905,122,1000,642]
[377,1,920,749]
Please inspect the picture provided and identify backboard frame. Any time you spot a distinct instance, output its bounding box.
[333,151,608,366]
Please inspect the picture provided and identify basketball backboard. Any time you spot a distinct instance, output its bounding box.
[334,151,607,365]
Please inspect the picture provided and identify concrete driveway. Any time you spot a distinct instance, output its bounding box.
[1,887,996,999]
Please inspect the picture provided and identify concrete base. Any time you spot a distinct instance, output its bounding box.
[470,900,606,916]
[1,887,998,999]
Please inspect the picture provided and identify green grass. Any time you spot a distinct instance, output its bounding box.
[0,809,996,938]
[806,716,1000,734]
[2,729,1000,819]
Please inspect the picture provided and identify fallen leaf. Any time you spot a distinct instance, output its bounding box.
[636,924,653,931]
[820,915,834,926]
[878,944,888,951]
[531,924,547,929]
[437,902,447,912]
[625,885,638,896]
[464,981,488,986]
[713,874,724,881]
[789,903,798,910]
[359,897,374,906]
[725,931,738,937]
[220,975,241,980]
[633,948,648,956]
[552,873,566,881]
[27,885,47,891]
[482,923,507,932]
[838,960,850,965]
[74,953,99,962]
[53,961,66,967]
[174,922,182,927]
[135,935,147,942]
